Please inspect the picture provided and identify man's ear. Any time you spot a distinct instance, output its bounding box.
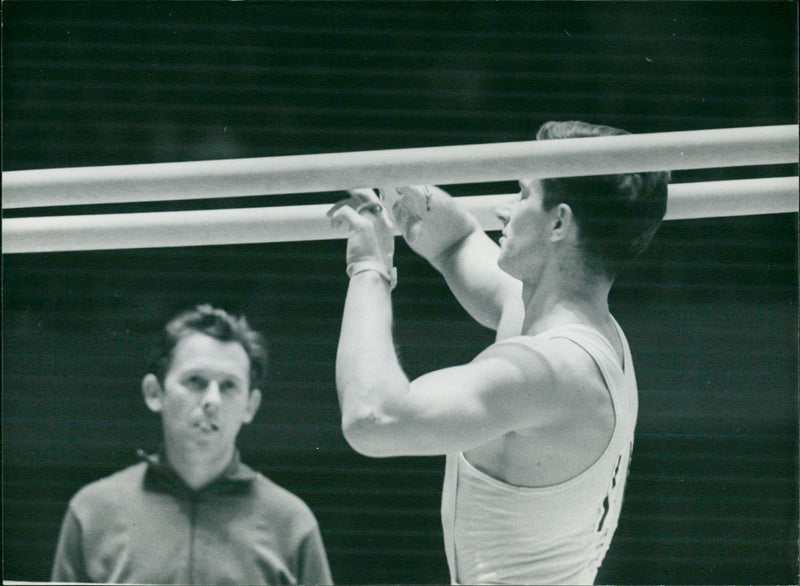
[243,388,262,424]
[550,203,574,242]
[142,373,164,413]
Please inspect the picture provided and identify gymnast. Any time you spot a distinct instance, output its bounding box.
[328,120,670,584]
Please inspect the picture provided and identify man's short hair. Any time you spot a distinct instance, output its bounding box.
[536,120,670,277]
[148,304,268,390]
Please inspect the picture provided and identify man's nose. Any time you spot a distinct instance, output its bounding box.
[202,381,221,411]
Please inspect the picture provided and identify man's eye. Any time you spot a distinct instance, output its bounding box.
[185,376,206,390]
[220,380,238,392]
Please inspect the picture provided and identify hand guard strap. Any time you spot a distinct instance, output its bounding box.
[347,260,397,290]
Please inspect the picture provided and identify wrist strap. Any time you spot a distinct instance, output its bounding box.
[347,260,397,290]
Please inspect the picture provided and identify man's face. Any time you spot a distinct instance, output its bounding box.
[148,332,260,462]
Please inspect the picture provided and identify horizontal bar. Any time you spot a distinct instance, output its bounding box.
[3,125,798,209]
[466,176,799,229]
[3,177,796,254]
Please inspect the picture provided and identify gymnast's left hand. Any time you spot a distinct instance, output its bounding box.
[328,188,396,275]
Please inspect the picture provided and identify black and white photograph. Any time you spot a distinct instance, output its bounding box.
[3,2,798,584]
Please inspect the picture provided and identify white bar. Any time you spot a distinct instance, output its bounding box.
[3,177,796,254]
[663,176,799,220]
[462,176,800,230]
[3,125,798,209]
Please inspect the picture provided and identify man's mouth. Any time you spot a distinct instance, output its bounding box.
[196,420,219,432]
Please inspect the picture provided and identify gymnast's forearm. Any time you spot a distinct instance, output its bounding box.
[387,185,518,330]
[335,271,410,455]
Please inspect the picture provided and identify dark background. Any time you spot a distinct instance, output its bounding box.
[2,2,798,584]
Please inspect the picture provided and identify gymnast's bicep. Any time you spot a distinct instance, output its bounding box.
[344,343,569,457]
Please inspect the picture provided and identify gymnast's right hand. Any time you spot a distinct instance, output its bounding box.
[379,184,480,265]
[376,185,424,243]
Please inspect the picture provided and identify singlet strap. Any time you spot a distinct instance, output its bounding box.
[493,320,635,416]
[441,454,459,583]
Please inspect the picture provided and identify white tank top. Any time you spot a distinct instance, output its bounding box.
[440,321,638,585]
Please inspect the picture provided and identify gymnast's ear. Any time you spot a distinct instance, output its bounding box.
[142,373,164,413]
[550,203,574,242]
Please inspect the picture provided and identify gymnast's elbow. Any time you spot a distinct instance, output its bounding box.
[341,407,401,458]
